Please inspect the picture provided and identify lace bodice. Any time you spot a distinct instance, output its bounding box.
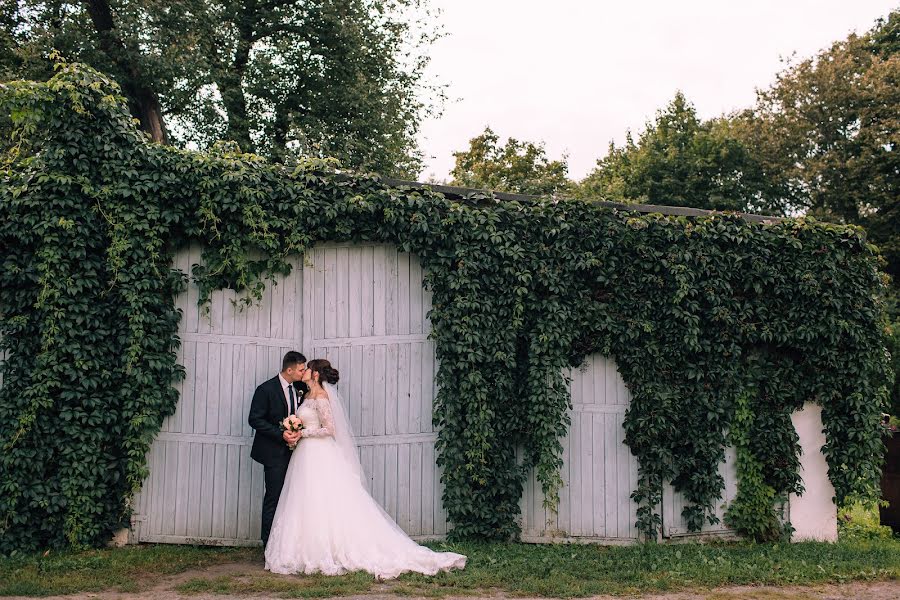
[297,396,335,438]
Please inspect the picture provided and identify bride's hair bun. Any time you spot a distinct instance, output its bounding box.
[322,366,339,385]
[308,359,340,385]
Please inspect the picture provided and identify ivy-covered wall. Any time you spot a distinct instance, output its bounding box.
[0,63,892,553]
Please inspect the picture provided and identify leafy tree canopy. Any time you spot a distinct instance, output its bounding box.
[577,92,761,212]
[0,0,440,177]
[731,11,899,282]
[449,127,572,197]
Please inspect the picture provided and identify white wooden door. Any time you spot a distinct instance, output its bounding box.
[662,447,739,538]
[519,353,743,542]
[302,244,447,538]
[133,243,447,544]
[133,244,304,545]
[519,354,640,542]
[661,437,789,538]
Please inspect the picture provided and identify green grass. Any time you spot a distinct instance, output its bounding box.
[2,539,899,598]
[0,544,259,597]
[396,539,900,597]
[175,571,375,598]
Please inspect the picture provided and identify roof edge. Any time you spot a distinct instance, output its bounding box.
[378,177,782,224]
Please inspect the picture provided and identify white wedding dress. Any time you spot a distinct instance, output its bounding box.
[264,385,466,579]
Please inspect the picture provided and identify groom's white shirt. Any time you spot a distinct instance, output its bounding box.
[278,373,293,412]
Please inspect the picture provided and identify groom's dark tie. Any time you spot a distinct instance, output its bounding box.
[288,384,296,415]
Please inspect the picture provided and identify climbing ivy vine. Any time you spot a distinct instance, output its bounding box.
[0,63,892,552]
[724,392,789,541]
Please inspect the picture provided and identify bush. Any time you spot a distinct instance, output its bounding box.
[838,501,894,540]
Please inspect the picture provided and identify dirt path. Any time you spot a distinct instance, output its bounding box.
[7,582,899,600]
[3,559,898,600]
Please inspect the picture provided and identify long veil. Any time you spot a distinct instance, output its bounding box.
[323,382,367,487]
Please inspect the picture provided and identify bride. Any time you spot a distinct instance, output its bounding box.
[264,359,466,579]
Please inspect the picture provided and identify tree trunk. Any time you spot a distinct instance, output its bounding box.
[83,0,168,144]
[270,102,292,163]
[217,67,252,153]
[214,6,256,154]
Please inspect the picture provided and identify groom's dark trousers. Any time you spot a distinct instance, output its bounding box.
[248,375,307,547]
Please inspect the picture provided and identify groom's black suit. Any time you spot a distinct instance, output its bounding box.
[248,375,308,547]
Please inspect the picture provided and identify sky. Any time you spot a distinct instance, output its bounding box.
[415,0,899,183]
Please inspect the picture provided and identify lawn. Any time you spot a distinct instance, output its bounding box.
[1,538,898,598]
[0,544,258,596]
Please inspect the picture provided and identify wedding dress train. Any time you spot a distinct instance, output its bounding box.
[264,385,466,579]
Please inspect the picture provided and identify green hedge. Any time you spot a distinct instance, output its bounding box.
[0,63,892,552]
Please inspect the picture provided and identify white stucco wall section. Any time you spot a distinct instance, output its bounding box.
[789,403,838,542]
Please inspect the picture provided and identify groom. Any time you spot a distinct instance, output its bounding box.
[248,350,308,547]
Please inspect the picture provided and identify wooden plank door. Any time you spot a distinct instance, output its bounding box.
[302,244,448,539]
[519,354,640,542]
[132,245,304,544]
[661,446,738,538]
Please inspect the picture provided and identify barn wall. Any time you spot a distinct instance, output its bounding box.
[129,243,830,545]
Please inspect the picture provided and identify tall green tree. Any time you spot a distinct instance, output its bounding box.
[578,92,760,211]
[449,127,572,197]
[732,11,899,281]
[1,0,439,176]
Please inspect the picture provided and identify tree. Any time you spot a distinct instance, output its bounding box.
[577,92,761,211]
[732,11,899,280]
[449,127,572,197]
[2,0,171,142]
[1,0,439,176]
[575,135,633,202]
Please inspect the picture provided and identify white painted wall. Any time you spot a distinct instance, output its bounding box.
[790,402,838,542]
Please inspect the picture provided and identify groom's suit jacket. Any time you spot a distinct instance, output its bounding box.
[248,375,309,467]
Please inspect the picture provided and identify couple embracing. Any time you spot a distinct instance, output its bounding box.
[247,352,466,579]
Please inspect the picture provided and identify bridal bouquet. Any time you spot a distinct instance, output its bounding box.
[281,415,304,450]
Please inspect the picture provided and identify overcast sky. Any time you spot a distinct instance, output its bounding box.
[415,0,898,182]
